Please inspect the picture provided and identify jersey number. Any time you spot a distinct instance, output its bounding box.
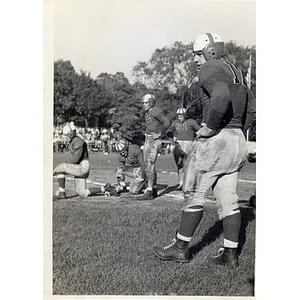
[224,61,247,87]
[145,113,152,122]
[176,123,188,132]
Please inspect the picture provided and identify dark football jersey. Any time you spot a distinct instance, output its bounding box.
[66,136,89,164]
[199,59,255,130]
[145,106,170,135]
[117,144,145,168]
[167,119,200,141]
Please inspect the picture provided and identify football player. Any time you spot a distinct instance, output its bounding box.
[166,108,200,190]
[114,139,146,195]
[152,33,256,267]
[140,94,170,200]
[53,122,116,199]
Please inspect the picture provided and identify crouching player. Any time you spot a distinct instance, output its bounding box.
[114,140,146,195]
[53,122,116,199]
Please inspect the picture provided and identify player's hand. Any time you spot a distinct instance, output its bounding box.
[169,143,176,152]
[196,124,215,138]
[149,132,161,141]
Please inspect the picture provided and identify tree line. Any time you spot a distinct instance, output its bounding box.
[54,41,256,145]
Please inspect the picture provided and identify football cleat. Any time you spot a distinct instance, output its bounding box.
[249,194,256,208]
[115,184,128,194]
[212,247,239,267]
[103,183,118,197]
[152,238,189,263]
[138,190,154,200]
[176,184,183,191]
[54,191,66,200]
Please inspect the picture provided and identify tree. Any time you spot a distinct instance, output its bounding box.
[132,41,256,123]
[225,42,256,95]
[53,60,77,125]
[53,40,256,136]
[54,60,112,128]
[132,42,198,106]
[96,72,145,144]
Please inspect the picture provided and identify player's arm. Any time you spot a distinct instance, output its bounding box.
[191,119,201,131]
[157,115,170,135]
[243,88,256,133]
[205,81,230,130]
[201,64,231,129]
[165,121,176,138]
[116,154,126,167]
[196,81,230,138]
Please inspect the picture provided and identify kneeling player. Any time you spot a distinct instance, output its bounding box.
[114,140,146,195]
[53,122,116,199]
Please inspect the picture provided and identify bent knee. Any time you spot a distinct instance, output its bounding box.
[77,190,90,199]
[218,204,240,220]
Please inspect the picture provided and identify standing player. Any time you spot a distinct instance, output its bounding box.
[53,122,116,199]
[114,140,147,195]
[152,33,256,267]
[166,108,200,190]
[140,94,170,200]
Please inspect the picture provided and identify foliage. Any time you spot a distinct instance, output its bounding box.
[132,42,197,100]
[225,42,256,95]
[53,40,256,139]
[54,60,111,128]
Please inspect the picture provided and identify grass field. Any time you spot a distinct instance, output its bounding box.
[52,151,256,296]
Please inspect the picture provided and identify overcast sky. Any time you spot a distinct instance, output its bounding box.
[52,0,255,81]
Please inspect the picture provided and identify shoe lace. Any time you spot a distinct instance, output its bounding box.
[162,238,177,250]
[212,247,225,258]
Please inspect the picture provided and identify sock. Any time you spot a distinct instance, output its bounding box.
[177,206,203,242]
[178,168,184,186]
[88,186,104,195]
[224,239,238,248]
[57,174,65,189]
[222,210,241,245]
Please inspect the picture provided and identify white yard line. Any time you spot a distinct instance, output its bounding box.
[53,174,256,186]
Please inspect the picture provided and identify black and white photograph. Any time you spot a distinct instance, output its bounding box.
[45,0,257,298]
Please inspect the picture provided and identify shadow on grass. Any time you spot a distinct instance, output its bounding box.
[53,193,79,202]
[156,184,179,197]
[189,207,255,259]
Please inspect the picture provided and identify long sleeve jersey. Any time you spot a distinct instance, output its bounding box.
[199,59,256,131]
[65,136,89,164]
[145,106,170,135]
[117,144,146,169]
[166,119,200,141]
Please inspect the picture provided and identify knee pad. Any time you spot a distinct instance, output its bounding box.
[218,206,240,220]
[77,190,90,199]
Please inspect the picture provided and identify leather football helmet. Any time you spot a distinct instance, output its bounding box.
[193,33,225,61]
[176,108,187,115]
